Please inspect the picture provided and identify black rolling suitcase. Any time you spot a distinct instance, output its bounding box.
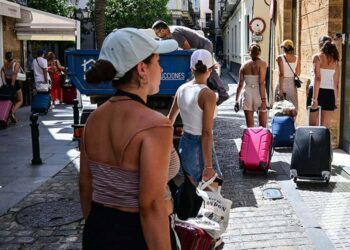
[290,107,332,184]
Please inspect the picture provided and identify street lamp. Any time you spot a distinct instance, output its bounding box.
[81,7,91,19]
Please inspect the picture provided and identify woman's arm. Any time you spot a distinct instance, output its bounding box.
[295,56,301,76]
[334,62,340,103]
[79,132,93,220]
[12,62,20,86]
[235,65,245,103]
[312,54,321,109]
[276,56,284,96]
[56,60,66,72]
[259,61,268,110]
[198,89,216,181]
[167,91,180,125]
[139,125,173,250]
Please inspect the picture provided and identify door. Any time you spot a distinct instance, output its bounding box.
[340,0,350,153]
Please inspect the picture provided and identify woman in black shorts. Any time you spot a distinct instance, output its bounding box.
[310,37,340,128]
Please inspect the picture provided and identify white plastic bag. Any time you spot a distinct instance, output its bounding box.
[16,67,26,81]
[35,81,50,92]
[176,174,232,239]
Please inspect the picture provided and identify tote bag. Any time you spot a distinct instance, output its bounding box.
[176,174,232,239]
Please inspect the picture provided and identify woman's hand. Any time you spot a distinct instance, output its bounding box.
[260,100,267,111]
[278,89,284,98]
[202,167,216,181]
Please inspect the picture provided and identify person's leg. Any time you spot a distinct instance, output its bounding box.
[321,110,333,128]
[12,89,23,113]
[258,110,267,127]
[244,110,255,127]
[309,110,319,126]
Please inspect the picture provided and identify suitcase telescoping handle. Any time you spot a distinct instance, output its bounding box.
[307,105,321,126]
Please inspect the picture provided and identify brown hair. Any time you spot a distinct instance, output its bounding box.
[249,44,261,61]
[321,40,339,62]
[85,54,154,88]
[46,52,56,61]
[193,60,208,74]
[318,35,332,48]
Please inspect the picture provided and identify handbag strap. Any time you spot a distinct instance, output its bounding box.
[283,55,297,78]
[36,58,45,70]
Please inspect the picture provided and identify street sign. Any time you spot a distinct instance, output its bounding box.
[252,34,263,42]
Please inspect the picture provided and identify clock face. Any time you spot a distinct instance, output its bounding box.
[249,17,266,35]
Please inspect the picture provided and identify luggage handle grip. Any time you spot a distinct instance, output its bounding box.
[307,105,321,126]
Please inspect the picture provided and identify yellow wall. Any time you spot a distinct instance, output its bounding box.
[252,0,270,62]
[272,0,344,147]
[3,16,21,64]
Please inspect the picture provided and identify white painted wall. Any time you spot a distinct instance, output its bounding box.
[199,0,211,29]
[222,0,270,68]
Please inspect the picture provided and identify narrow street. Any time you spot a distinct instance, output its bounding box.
[0,72,350,249]
[217,72,350,249]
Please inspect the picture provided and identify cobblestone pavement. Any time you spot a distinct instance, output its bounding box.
[1,72,350,249]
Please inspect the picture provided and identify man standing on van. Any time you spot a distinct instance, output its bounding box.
[152,20,229,105]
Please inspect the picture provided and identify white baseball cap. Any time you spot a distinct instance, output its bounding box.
[99,28,178,80]
[190,49,214,70]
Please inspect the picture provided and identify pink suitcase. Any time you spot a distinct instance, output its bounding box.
[0,100,13,127]
[239,127,273,174]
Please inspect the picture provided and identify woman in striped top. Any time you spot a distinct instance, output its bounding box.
[79,28,179,249]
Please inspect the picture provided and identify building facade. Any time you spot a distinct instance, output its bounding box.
[167,0,196,27]
[216,0,270,82]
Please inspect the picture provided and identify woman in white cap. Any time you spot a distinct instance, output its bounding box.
[276,39,301,111]
[234,44,268,127]
[168,49,222,184]
[79,28,179,249]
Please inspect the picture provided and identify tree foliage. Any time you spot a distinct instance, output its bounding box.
[27,0,75,17]
[88,0,172,34]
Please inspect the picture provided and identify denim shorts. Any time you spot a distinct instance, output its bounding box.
[178,132,222,182]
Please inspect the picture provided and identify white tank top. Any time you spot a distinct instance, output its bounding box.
[319,68,335,89]
[282,56,297,78]
[177,81,217,135]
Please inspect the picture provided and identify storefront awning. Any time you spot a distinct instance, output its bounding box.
[0,0,21,18]
[15,6,79,42]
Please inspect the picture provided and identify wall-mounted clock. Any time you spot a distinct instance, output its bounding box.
[249,17,266,35]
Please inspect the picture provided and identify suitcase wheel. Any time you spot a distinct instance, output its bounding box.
[239,159,244,169]
[242,168,247,174]
[293,177,298,183]
[324,177,330,184]
[259,162,266,170]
